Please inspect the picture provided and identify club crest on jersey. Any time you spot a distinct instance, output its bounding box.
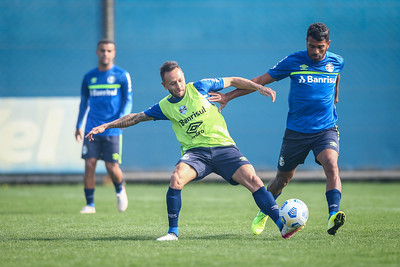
[179,105,187,114]
[325,63,334,72]
[107,75,116,84]
[279,156,285,167]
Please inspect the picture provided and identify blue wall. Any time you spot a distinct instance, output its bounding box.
[1,0,399,172]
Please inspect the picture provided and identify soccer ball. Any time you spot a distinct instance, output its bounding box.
[279,198,309,228]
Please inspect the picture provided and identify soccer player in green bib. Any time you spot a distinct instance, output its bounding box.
[85,61,301,241]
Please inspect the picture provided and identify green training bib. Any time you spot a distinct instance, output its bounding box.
[159,83,235,154]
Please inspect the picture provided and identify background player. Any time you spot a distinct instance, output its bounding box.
[209,23,346,235]
[75,39,133,214]
[85,61,303,241]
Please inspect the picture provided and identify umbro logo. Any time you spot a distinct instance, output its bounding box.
[186,121,203,134]
[300,64,308,70]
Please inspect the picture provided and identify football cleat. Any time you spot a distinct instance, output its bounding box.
[117,185,128,212]
[80,205,96,214]
[251,210,269,235]
[281,224,304,239]
[327,211,346,235]
[156,233,179,241]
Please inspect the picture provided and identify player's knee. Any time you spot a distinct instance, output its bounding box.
[246,174,264,188]
[105,163,121,174]
[170,173,184,189]
[275,175,290,188]
[85,159,97,170]
[322,158,338,173]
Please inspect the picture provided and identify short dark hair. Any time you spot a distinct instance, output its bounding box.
[97,39,115,47]
[160,61,180,81]
[307,23,330,41]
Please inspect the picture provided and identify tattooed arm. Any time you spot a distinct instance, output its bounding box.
[85,112,153,141]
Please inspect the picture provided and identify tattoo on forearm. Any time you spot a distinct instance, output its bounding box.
[106,112,152,129]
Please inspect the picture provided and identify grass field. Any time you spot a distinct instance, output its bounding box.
[1,181,399,267]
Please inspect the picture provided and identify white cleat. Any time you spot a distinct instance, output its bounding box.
[80,205,96,214]
[281,224,304,239]
[156,233,178,241]
[117,185,128,212]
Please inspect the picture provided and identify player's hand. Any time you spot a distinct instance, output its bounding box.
[208,92,228,112]
[75,129,83,142]
[85,125,107,141]
[258,86,276,102]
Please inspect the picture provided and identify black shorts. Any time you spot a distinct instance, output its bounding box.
[277,126,340,172]
[82,135,122,163]
[177,145,251,185]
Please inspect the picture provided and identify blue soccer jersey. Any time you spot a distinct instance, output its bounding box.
[76,65,133,136]
[144,78,224,120]
[268,50,344,133]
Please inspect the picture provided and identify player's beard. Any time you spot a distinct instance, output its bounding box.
[309,51,326,61]
[99,57,113,68]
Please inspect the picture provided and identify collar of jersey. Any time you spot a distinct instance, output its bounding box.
[168,95,184,103]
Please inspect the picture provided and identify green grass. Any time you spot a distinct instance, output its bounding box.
[0,182,399,267]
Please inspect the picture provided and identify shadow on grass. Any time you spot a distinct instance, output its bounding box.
[186,234,242,240]
[8,235,157,242]
[8,233,272,242]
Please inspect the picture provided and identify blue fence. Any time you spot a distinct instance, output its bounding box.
[1,0,399,173]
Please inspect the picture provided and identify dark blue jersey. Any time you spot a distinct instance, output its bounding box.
[144,78,224,120]
[76,65,133,136]
[268,50,344,133]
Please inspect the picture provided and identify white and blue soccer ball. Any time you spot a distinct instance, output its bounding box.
[279,198,309,228]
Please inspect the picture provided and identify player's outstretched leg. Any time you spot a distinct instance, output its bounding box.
[327,211,346,235]
[251,187,281,235]
[252,187,301,239]
[157,187,181,241]
[251,210,268,235]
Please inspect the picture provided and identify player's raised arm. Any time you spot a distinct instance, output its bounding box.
[222,76,276,102]
[85,112,153,141]
[209,73,277,111]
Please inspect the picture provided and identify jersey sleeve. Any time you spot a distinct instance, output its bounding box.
[337,54,345,71]
[143,103,169,120]
[119,71,133,117]
[76,77,89,129]
[193,78,224,95]
[267,55,293,81]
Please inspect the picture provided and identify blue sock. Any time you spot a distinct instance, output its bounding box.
[113,179,124,194]
[266,185,281,200]
[166,187,181,236]
[326,189,341,219]
[84,188,95,207]
[273,192,281,200]
[252,187,282,230]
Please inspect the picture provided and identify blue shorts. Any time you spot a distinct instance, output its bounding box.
[277,126,340,172]
[177,145,251,185]
[82,135,122,163]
